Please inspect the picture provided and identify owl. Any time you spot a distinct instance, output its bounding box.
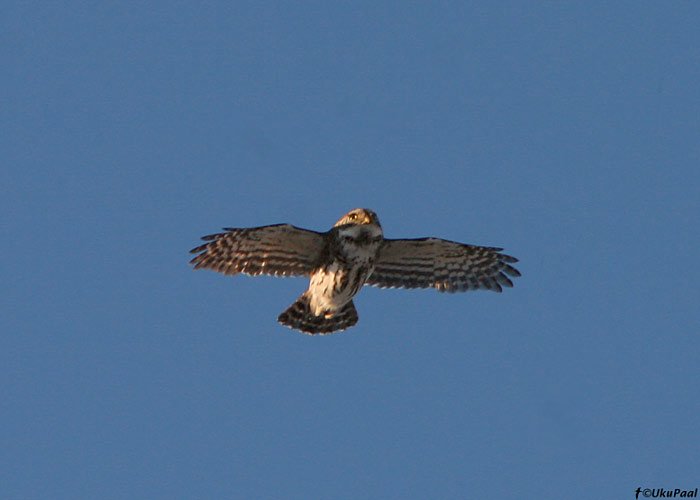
[190,209,520,334]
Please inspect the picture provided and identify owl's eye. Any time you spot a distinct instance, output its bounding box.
[349,213,357,220]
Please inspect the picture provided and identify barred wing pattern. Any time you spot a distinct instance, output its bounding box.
[189,224,325,277]
[366,238,521,293]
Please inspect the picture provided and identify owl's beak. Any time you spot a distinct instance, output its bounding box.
[362,214,372,224]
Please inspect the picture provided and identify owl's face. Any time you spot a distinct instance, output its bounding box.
[334,208,381,228]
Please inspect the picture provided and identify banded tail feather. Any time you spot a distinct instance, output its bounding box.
[277,293,359,335]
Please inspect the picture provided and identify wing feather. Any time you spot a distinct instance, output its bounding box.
[189,224,325,277]
[366,238,521,293]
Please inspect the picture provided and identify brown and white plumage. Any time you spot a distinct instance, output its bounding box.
[366,238,520,293]
[189,224,325,278]
[189,209,520,335]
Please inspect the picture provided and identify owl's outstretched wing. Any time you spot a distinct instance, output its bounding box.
[189,224,325,277]
[366,238,520,293]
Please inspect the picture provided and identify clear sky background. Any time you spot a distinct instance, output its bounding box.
[2,2,699,499]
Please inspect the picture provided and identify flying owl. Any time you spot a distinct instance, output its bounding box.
[189,208,520,335]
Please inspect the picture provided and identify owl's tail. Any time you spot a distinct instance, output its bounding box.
[278,293,358,335]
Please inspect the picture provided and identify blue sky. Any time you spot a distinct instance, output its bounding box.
[2,2,699,499]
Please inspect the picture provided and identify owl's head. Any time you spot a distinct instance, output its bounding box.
[334,208,381,228]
